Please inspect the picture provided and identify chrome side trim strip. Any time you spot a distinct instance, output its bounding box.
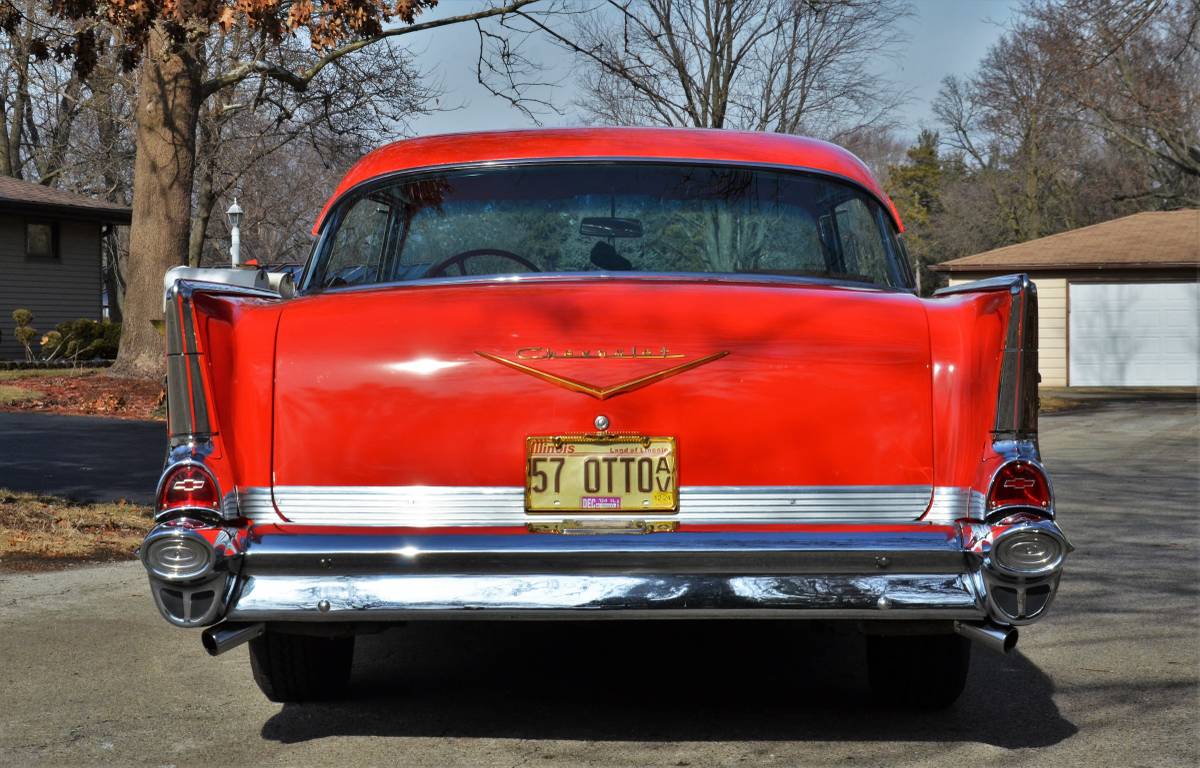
[925,487,987,523]
[239,487,277,520]
[969,490,987,520]
[247,485,939,526]
[227,572,983,622]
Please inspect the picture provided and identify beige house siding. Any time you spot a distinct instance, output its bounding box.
[1032,277,1067,386]
[0,215,101,360]
[948,276,1069,387]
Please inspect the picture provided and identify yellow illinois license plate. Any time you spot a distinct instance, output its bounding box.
[525,436,678,513]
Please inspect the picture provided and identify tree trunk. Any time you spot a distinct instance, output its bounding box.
[37,73,86,185]
[1,13,32,178]
[188,109,218,267]
[109,27,202,378]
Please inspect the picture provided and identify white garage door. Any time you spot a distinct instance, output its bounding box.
[1069,282,1199,386]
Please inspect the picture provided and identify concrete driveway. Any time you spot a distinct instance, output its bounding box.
[0,412,162,504]
[0,400,1196,766]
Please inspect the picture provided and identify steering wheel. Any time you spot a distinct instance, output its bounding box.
[425,248,540,278]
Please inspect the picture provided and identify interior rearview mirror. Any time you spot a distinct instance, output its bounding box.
[580,217,644,238]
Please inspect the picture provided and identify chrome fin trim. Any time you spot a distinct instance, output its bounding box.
[165,286,212,444]
[239,485,962,526]
[163,275,281,448]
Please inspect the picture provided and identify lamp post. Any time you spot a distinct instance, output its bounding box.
[226,198,244,267]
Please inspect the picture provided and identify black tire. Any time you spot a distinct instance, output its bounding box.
[248,631,355,703]
[866,632,970,709]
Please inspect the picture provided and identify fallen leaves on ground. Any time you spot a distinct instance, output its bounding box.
[0,371,164,420]
[0,490,153,571]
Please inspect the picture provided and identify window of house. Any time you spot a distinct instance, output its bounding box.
[26,222,58,260]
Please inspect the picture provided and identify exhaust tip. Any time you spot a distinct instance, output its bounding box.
[1002,626,1019,653]
[955,620,1018,654]
[202,622,264,656]
[200,629,220,656]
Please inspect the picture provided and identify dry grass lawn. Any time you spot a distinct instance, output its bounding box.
[0,384,42,405]
[0,368,83,406]
[0,490,153,570]
[0,368,91,381]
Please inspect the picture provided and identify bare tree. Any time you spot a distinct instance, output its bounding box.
[522,0,909,138]
[0,0,83,180]
[1026,0,1199,205]
[186,26,439,266]
[933,16,1086,243]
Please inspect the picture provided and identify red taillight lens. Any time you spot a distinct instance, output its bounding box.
[158,464,220,513]
[988,461,1050,511]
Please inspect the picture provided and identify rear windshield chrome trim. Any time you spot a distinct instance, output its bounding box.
[299,270,903,297]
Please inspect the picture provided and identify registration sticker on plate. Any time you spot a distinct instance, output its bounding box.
[525,435,678,513]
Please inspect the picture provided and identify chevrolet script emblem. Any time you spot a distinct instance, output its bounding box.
[476,348,729,400]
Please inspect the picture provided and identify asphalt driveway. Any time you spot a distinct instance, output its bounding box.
[0,412,162,504]
[0,400,1196,766]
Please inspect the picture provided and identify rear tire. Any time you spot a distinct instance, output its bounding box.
[866,632,970,709]
[249,631,355,702]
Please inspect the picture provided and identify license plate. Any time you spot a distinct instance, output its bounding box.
[526,436,678,513]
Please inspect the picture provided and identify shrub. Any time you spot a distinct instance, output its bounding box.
[11,309,37,362]
[41,331,64,359]
[52,318,121,361]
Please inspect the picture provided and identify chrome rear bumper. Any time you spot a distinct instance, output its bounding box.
[141,520,1070,628]
[227,572,981,621]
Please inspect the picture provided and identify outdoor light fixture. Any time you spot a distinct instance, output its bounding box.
[226,198,244,267]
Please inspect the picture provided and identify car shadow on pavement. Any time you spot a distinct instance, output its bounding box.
[260,620,1077,749]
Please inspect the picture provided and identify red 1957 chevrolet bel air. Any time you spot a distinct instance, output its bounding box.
[141,127,1070,707]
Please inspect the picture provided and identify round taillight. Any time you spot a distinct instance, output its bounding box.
[988,461,1051,511]
[158,464,220,514]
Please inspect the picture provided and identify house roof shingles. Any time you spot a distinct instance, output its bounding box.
[932,209,1200,273]
[0,175,131,223]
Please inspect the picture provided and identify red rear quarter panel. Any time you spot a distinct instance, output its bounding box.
[193,294,281,489]
[925,291,1012,491]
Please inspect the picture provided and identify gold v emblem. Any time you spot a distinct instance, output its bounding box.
[475,351,730,400]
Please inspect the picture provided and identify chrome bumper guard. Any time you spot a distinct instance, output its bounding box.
[140,520,1069,627]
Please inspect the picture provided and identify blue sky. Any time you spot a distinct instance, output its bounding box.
[404,0,1022,142]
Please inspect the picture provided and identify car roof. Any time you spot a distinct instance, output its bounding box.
[313,127,903,234]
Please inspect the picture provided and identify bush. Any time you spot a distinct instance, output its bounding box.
[12,309,37,362]
[51,318,121,361]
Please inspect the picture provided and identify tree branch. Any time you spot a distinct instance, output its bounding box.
[203,0,544,97]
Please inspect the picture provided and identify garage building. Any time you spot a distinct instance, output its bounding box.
[932,209,1199,387]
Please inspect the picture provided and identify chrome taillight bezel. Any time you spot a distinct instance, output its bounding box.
[986,457,1054,520]
[156,459,222,522]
